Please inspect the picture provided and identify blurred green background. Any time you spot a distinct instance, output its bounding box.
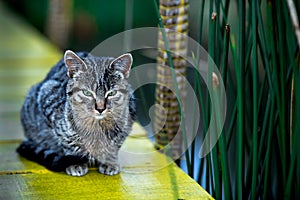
[4,0,157,50]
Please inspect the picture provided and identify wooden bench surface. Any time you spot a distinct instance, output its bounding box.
[0,2,213,199]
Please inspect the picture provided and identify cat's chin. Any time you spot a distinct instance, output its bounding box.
[94,114,106,120]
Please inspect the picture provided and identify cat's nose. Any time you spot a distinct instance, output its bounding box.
[95,101,106,113]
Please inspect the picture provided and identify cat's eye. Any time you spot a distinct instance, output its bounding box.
[82,90,92,97]
[107,90,117,97]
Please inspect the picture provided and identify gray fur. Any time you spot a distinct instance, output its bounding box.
[19,51,135,176]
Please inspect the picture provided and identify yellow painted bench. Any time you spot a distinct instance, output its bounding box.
[0,2,212,199]
[0,124,213,199]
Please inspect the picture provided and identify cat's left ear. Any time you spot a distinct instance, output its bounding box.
[64,50,87,78]
[109,53,133,79]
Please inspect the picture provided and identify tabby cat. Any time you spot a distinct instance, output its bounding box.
[17,50,136,176]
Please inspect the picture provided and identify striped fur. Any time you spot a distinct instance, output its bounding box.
[18,51,136,176]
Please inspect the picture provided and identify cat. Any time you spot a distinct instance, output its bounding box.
[17,50,136,176]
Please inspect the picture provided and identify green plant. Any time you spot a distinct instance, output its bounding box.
[153,0,300,199]
[197,0,299,199]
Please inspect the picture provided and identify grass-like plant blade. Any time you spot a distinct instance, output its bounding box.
[208,7,221,199]
[290,59,300,199]
[191,0,206,180]
[250,0,258,199]
[218,24,232,200]
[263,99,276,199]
[274,0,287,186]
[236,0,246,198]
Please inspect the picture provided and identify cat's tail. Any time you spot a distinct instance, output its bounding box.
[16,140,88,172]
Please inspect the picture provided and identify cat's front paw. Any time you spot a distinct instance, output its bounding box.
[98,162,120,176]
[66,163,88,176]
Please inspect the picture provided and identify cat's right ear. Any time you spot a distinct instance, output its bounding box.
[64,50,86,78]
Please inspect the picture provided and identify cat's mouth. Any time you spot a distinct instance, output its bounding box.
[93,109,107,120]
